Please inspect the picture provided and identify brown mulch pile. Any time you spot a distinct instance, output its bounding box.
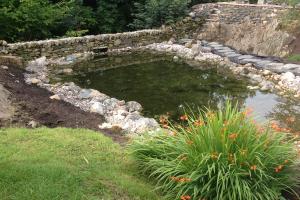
[0,64,127,144]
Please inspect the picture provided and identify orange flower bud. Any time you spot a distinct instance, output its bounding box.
[250,165,257,171]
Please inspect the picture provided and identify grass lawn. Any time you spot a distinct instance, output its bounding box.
[0,128,160,200]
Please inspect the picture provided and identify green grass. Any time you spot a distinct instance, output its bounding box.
[288,54,300,62]
[0,128,160,200]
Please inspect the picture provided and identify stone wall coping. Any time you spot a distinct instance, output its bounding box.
[7,29,164,47]
[192,2,296,10]
[217,2,292,8]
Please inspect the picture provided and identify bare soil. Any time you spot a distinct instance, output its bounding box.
[0,64,127,144]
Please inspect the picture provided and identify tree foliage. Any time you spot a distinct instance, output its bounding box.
[0,0,216,42]
[131,0,191,29]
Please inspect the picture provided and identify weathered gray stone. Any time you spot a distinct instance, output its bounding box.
[264,63,285,72]
[90,102,106,115]
[199,46,212,53]
[252,60,273,69]
[126,101,143,112]
[259,80,274,91]
[78,89,92,99]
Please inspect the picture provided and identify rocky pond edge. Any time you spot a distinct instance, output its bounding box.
[22,40,300,135]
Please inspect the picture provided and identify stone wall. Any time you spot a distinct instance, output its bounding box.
[191,3,296,57]
[3,29,170,60]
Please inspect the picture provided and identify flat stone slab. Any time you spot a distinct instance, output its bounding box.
[253,60,273,69]
[215,50,236,57]
[208,42,221,46]
[264,63,285,72]
[282,64,300,75]
[229,54,244,63]
[215,49,234,53]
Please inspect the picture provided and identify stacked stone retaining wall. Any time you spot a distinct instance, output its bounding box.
[1,29,170,60]
[190,3,297,57]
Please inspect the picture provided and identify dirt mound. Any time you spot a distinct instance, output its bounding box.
[0,84,14,121]
[0,65,126,144]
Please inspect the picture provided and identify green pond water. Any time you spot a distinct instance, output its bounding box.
[58,53,300,131]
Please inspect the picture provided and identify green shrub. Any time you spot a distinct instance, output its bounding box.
[130,102,300,200]
[131,0,191,29]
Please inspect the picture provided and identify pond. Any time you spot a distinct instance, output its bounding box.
[57,52,300,132]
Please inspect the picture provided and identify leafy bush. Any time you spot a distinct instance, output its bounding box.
[0,0,66,42]
[130,102,300,200]
[131,0,191,29]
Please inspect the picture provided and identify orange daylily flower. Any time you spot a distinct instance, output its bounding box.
[159,115,168,125]
[169,131,177,136]
[275,165,284,173]
[270,122,281,132]
[228,133,238,140]
[286,116,296,124]
[162,124,169,129]
[180,195,191,200]
[180,114,188,121]
[194,119,204,127]
[243,107,253,117]
[186,140,193,145]
[171,176,191,183]
[250,165,257,171]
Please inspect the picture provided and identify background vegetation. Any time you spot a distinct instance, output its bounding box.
[0,0,218,42]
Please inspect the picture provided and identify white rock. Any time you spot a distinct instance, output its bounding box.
[50,94,61,100]
[262,70,271,76]
[98,123,113,129]
[1,65,8,70]
[30,78,41,84]
[281,72,295,81]
[247,85,259,90]
[63,68,73,74]
[173,56,179,62]
[28,120,38,128]
[90,89,102,98]
[90,102,105,115]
